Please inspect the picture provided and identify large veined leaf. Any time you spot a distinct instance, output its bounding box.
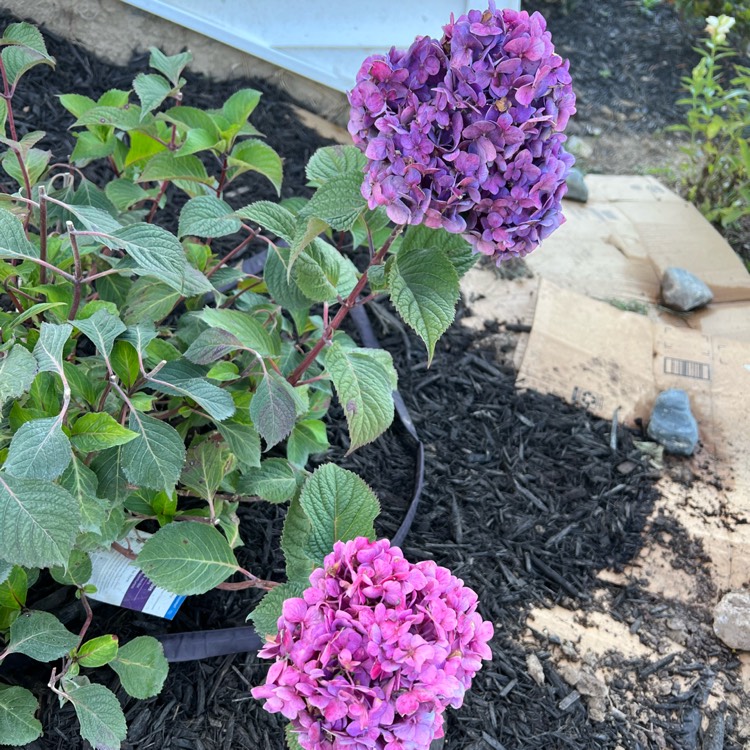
[237,458,297,503]
[110,636,168,699]
[180,440,228,501]
[250,372,298,450]
[121,411,186,491]
[0,210,38,260]
[298,464,380,561]
[305,145,367,187]
[135,522,239,595]
[387,244,460,363]
[3,416,72,481]
[300,174,367,231]
[67,683,127,750]
[70,413,139,453]
[76,634,119,668]
[0,686,42,745]
[0,473,79,567]
[32,322,72,375]
[226,139,283,194]
[399,224,477,278]
[281,496,317,582]
[217,420,261,471]
[133,72,172,117]
[7,610,78,661]
[0,345,37,409]
[149,47,192,86]
[199,307,279,357]
[324,343,397,452]
[122,278,181,324]
[178,195,241,239]
[249,580,307,638]
[184,328,243,365]
[60,458,108,534]
[234,201,295,242]
[74,308,126,359]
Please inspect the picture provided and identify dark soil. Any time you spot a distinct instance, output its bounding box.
[1,7,746,750]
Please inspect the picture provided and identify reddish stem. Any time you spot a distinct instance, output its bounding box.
[147,181,169,223]
[206,231,256,279]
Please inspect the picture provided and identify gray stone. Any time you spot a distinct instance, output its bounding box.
[526,652,545,686]
[661,267,714,312]
[713,591,750,651]
[647,389,699,456]
[565,168,589,203]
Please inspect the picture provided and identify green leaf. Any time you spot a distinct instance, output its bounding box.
[122,278,181,324]
[58,93,96,118]
[149,47,192,86]
[299,464,379,561]
[0,561,11,586]
[135,522,239,594]
[325,342,396,452]
[263,246,314,312]
[174,126,220,157]
[134,73,172,117]
[149,360,236,422]
[105,178,150,212]
[234,201,295,242]
[111,340,140,388]
[60,458,108,534]
[292,239,358,303]
[200,307,279,357]
[108,223,213,296]
[0,685,42,745]
[1,22,52,57]
[1,44,54,88]
[0,473,79,566]
[0,566,27,609]
[281,496,317,581]
[124,129,167,167]
[90,447,130,506]
[122,411,186,491]
[2,146,50,188]
[226,139,283,194]
[67,682,127,750]
[184,327,243,365]
[237,458,297,503]
[180,440,228,500]
[8,610,78,661]
[71,413,139,453]
[388,246,459,363]
[285,722,305,750]
[305,145,367,187]
[178,195,241,238]
[120,324,158,354]
[74,308,126,359]
[71,130,115,164]
[400,225,477,278]
[138,150,212,185]
[0,209,38,260]
[287,419,329,468]
[0,345,37,409]
[32,321,72,374]
[250,371,298,450]
[110,635,168,699]
[206,361,239,381]
[301,174,367,231]
[250,580,307,638]
[217,421,261,471]
[73,104,142,131]
[221,88,261,127]
[4,416,72,480]
[77,634,119,668]
[50,549,93,587]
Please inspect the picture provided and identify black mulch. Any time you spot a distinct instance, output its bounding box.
[1,8,745,750]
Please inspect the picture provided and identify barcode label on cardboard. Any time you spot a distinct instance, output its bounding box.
[663,357,711,380]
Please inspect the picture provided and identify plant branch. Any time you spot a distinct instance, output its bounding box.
[76,591,94,645]
[206,230,257,279]
[38,186,49,284]
[67,222,83,320]
[147,181,169,223]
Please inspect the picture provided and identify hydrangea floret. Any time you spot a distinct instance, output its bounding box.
[251,537,494,749]
[348,3,576,263]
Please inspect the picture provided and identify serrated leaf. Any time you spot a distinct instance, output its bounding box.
[281,496,317,582]
[105,178,150,212]
[292,239,358,303]
[180,440,228,501]
[221,88,261,127]
[111,340,140,388]
[8,610,78,661]
[178,195,241,238]
[217,420,261,471]
[2,146,50,188]
[1,44,54,87]
[77,634,118,668]
[135,522,239,594]
[250,372,297,450]
[0,685,42,745]
[325,343,396,452]
[250,580,307,638]
[149,360,236,422]
[122,411,185,491]
[73,104,142,131]
[234,201,295,242]
[226,139,282,194]
[287,419,329,468]
[149,47,192,86]
[32,321,72,374]
[90,446,129,505]
[388,245,459,363]
[74,308,126,359]
[1,22,52,57]
[305,145,367,187]
[0,561,11,586]
[138,150,212,185]
[0,566,27,609]
[200,307,279,357]
[71,131,115,164]
[263,246,314,312]
[400,225,477,278]
[300,174,366,231]
[237,458,297,503]
[119,324,158,354]
[133,73,172,117]
[50,549,93,587]
[122,278,181,324]
[67,682,127,750]
[299,464,379,561]
[58,93,96,118]
[0,473,79,566]
[0,209,38,260]
[4,416,72,480]
[184,328,243,365]
[70,413,139,452]
[0,345,37,409]
[110,635,168,699]
[174,127,220,157]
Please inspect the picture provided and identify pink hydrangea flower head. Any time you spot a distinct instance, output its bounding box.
[347,3,576,263]
[251,537,494,750]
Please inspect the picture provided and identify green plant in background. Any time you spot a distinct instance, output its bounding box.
[668,0,750,41]
[670,14,750,229]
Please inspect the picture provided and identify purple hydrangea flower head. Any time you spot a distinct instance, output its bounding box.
[251,537,494,749]
[348,3,576,263]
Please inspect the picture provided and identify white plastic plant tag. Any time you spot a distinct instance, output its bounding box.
[86,529,185,620]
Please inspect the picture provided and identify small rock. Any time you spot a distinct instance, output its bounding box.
[661,267,714,312]
[526,653,545,685]
[713,591,750,650]
[566,135,594,159]
[565,168,588,202]
[647,389,699,456]
[577,671,608,699]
